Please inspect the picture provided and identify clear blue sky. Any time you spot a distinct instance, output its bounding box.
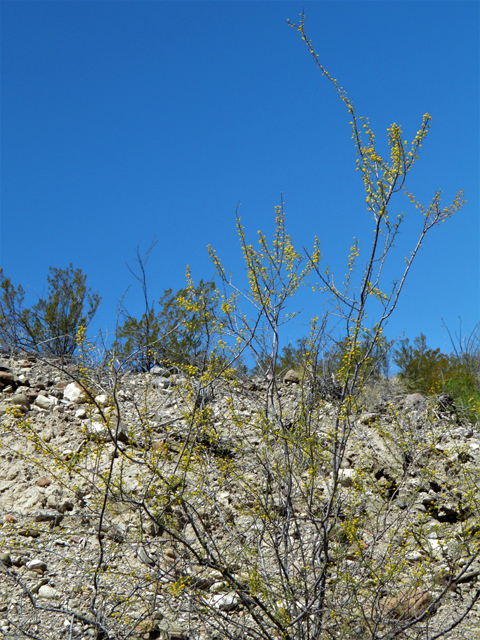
[2,1,479,359]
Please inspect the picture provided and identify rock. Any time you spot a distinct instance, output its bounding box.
[85,420,128,444]
[34,395,55,410]
[452,427,474,439]
[115,421,129,443]
[153,376,173,389]
[8,393,31,410]
[75,407,88,419]
[405,551,423,562]
[38,585,60,599]
[85,420,109,442]
[0,553,12,567]
[37,478,52,487]
[0,371,14,388]
[33,509,64,524]
[405,393,425,407]
[26,390,39,403]
[157,622,188,639]
[137,547,156,566]
[26,559,47,573]
[30,578,49,594]
[15,384,30,394]
[210,591,240,611]
[284,370,300,384]
[382,589,433,620]
[11,554,29,567]
[95,394,110,408]
[3,514,17,523]
[63,383,87,404]
[150,366,170,377]
[18,528,40,538]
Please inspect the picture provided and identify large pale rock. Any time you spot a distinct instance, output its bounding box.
[85,420,129,444]
[9,485,44,514]
[150,366,170,377]
[95,394,110,408]
[34,395,56,410]
[26,559,47,572]
[209,592,240,611]
[284,369,300,384]
[405,393,425,407]
[38,585,60,599]
[63,383,87,404]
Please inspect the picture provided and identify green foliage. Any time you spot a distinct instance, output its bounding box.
[0,265,100,358]
[444,362,480,416]
[113,280,218,372]
[393,333,455,395]
[0,268,26,351]
[393,333,480,414]
[252,337,309,376]
[326,329,391,383]
[278,337,309,373]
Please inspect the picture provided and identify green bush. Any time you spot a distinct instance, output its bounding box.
[0,265,100,359]
[393,334,450,394]
[325,329,391,384]
[393,333,480,419]
[113,280,218,372]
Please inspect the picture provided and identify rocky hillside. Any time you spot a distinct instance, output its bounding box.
[1,354,480,639]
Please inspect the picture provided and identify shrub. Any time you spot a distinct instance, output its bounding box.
[113,279,218,372]
[392,333,451,394]
[0,264,100,359]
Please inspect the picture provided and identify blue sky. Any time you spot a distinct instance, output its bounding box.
[1,1,479,360]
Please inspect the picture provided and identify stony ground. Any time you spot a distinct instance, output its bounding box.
[1,354,480,639]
